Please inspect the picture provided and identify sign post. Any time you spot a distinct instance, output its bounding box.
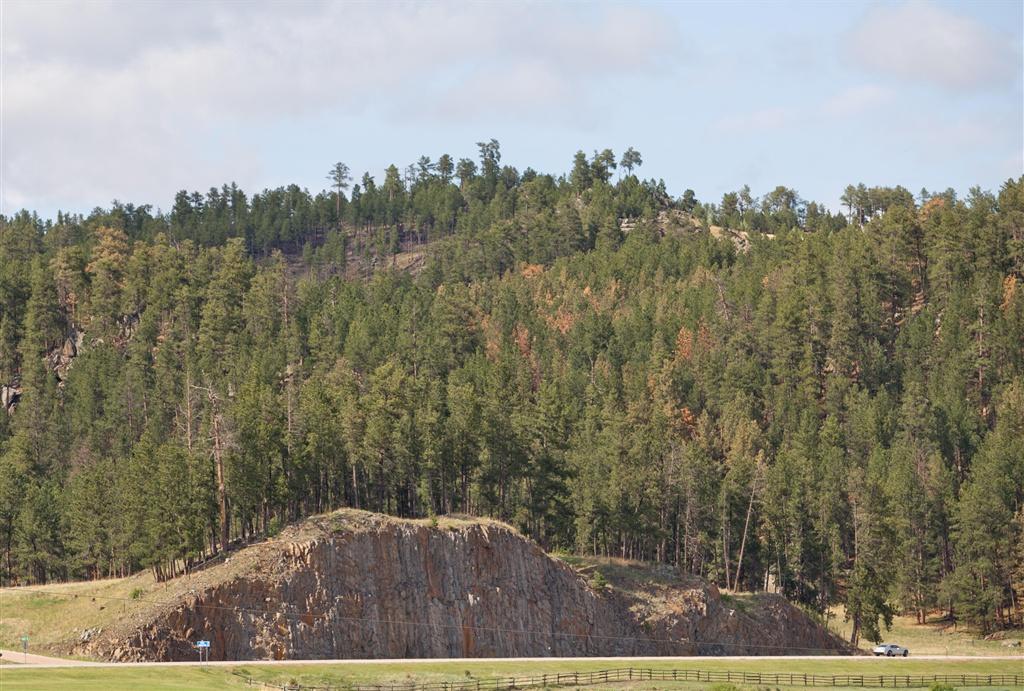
[196,640,210,666]
[21,635,28,663]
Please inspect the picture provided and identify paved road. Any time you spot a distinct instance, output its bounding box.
[1,653,1021,669]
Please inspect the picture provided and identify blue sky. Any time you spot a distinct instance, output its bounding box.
[2,0,1021,220]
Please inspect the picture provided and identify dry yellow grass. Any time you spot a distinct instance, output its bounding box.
[827,605,1023,657]
[0,571,157,655]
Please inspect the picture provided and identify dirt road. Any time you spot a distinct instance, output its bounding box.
[0,648,99,665]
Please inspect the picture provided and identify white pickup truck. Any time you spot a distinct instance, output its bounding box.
[872,643,910,657]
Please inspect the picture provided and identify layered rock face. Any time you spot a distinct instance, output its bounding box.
[89,512,846,661]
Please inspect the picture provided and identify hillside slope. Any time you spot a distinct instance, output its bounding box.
[72,510,846,661]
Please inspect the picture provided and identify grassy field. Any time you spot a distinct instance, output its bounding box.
[1,658,1022,691]
[0,573,159,655]
[826,606,1024,657]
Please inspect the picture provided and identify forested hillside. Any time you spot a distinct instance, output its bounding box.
[1,143,1022,645]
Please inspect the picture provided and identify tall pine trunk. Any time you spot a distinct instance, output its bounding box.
[734,477,757,591]
[209,391,230,553]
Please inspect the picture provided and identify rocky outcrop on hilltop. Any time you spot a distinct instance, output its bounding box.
[80,510,846,661]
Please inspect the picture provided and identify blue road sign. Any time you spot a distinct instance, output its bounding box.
[196,640,211,648]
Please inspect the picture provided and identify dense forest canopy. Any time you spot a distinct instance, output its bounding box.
[1,142,1022,645]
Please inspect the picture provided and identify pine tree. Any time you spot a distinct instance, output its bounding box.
[84,226,130,337]
[946,378,1024,631]
[845,450,895,645]
[15,257,65,474]
[197,239,253,383]
[327,162,351,218]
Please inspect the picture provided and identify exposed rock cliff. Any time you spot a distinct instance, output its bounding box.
[81,510,846,661]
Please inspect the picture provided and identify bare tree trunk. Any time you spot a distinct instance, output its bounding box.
[659,505,667,564]
[184,369,195,453]
[683,495,693,573]
[351,462,359,509]
[674,499,681,568]
[722,504,731,589]
[282,287,296,519]
[209,391,230,553]
[733,475,758,592]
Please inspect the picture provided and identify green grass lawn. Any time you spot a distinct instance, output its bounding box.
[0,665,239,690]
[2,658,1022,691]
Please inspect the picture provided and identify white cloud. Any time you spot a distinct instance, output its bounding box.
[435,60,578,121]
[847,0,1018,90]
[1,1,679,215]
[713,107,797,135]
[821,85,892,116]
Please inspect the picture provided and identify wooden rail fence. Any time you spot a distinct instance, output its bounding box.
[233,667,1024,690]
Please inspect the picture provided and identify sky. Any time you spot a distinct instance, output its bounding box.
[1,0,1022,221]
